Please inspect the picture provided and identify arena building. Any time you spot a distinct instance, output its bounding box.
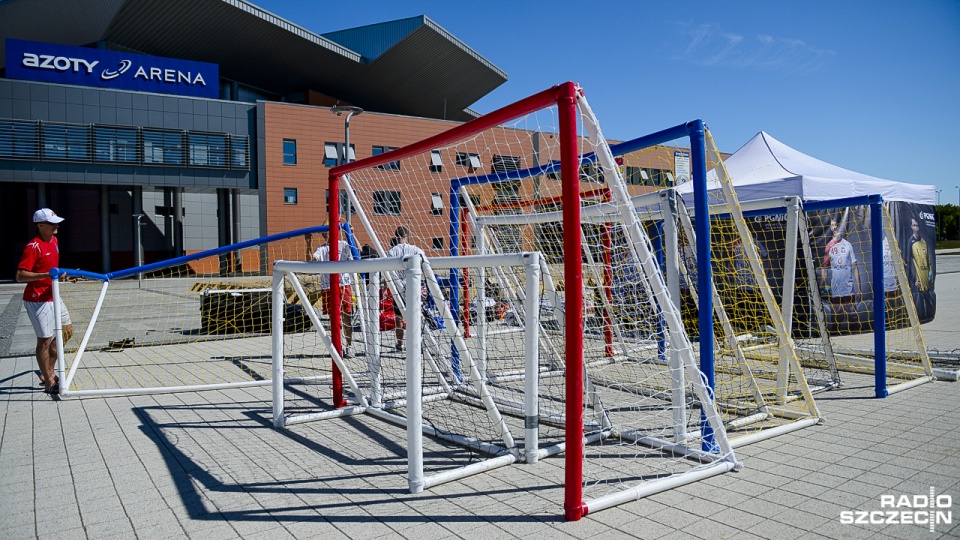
[1,0,686,278]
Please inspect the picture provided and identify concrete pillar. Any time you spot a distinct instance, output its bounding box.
[231,189,241,272]
[231,189,241,244]
[100,185,111,273]
[172,187,183,257]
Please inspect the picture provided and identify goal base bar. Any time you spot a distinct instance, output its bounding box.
[576,458,738,520]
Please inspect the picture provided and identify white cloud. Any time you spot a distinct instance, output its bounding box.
[673,23,835,73]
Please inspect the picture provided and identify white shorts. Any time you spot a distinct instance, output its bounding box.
[23,299,72,339]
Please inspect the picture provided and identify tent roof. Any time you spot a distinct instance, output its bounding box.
[679,131,934,205]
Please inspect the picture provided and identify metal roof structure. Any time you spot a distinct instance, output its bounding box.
[0,0,508,121]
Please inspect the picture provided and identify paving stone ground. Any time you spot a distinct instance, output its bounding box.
[1,255,958,539]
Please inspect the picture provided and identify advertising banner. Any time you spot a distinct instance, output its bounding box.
[755,201,937,337]
[888,202,937,322]
[5,39,218,98]
[674,151,691,185]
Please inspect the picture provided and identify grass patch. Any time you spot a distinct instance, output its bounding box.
[936,240,960,250]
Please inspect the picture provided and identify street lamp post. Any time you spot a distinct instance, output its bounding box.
[331,105,363,229]
[133,213,145,286]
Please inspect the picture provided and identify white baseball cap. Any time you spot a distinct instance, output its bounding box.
[33,208,65,224]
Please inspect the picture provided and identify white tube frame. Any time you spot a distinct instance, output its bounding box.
[56,278,334,398]
[660,190,687,442]
[402,255,425,493]
[272,252,541,493]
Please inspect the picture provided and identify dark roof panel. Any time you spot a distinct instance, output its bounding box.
[322,15,425,62]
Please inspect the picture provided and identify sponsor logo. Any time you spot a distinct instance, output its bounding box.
[839,487,952,533]
[6,39,218,98]
[21,53,99,74]
[101,59,132,80]
[22,53,207,87]
[752,214,786,222]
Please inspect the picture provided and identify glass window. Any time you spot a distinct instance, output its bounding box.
[142,129,183,165]
[2,119,246,170]
[283,187,298,205]
[1,119,250,170]
[373,145,400,171]
[229,136,249,169]
[42,123,89,161]
[324,142,356,167]
[625,166,645,185]
[93,126,139,163]
[0,120,40,160]
[189,132,227,167]
[432,237,444,250]
[373,190,401,216]
[491,154,521,173]
[456,152,481,169]
[324,143,339,167]
[648,168,669,186]
[579,163,604,184]
[283,139,297,165]
[458,192,482,207]
[430,150,443,173]
[325,189,354,216]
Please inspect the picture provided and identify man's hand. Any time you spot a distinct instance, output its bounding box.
[58,270,81,283]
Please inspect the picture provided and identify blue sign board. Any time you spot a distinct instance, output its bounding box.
[5,39,219,98]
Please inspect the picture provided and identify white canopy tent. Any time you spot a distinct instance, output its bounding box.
[678,131,935,205]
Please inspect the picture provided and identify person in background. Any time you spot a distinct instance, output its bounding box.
[386,226,425,351]
[312,227,355,355]
[17,208,74,395]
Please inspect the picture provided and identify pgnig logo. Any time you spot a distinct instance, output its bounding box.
[840,487,952,533]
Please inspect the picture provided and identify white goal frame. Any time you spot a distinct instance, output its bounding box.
[272,252,542,493]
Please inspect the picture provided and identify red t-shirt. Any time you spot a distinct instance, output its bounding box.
[18,236,59,302]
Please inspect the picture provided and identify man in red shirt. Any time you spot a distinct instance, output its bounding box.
[16,208,73,395]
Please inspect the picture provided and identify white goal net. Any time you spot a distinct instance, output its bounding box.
[312,83,738,520]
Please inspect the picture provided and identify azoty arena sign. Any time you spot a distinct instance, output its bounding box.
[5,39,218,98]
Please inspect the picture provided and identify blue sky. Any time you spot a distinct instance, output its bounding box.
[257,0,960,205]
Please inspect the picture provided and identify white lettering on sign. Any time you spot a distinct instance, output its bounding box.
[22,53,99,74]
[133,65,206,86]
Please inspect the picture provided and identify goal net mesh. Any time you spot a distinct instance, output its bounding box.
[324,84,737,517]
[55,230,327,397]
[800,202,932,390]
[613,127,825,445]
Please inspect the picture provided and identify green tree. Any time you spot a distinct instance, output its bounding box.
[937,204,959,241]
